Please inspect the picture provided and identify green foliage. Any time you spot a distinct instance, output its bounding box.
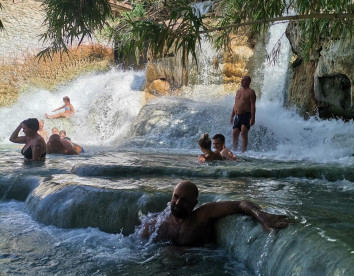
[110,3,146,64]
[38,0,112,60]
[118,0,353,62]
[36,0,353,62]
[292,0,353,59]
[114,0,203,65]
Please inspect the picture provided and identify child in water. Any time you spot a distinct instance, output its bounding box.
[37,119,49,142]
[45,96,75,119]
[198,133,223,163]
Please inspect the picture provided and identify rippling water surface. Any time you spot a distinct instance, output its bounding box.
[1,147,353,275]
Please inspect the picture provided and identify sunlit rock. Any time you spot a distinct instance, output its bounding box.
[145,78,172,102]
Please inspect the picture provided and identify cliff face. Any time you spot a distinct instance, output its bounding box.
[286,22,353,120]
[144,31,263,100]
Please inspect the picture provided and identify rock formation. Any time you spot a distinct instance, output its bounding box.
[286,22,353,119]
[144,31,259,101]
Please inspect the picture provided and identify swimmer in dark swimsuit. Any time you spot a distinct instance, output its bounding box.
[21,146,47,159]
[233,112,252,131]
[230,76,256,152]
[9,118,47,161]
[45,96,75,119]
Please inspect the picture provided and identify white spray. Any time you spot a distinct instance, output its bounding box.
[0,68,145,145]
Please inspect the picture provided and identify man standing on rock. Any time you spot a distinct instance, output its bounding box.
[230,76,256,152]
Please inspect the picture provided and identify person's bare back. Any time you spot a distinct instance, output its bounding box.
[47,134,78,155]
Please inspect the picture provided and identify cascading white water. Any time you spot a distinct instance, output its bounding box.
[128,30,354,163]
[0,33,353,163]
[252,21,354,163]
[0,68,145,145]
[260,21,292,104]
[181,36,224,100]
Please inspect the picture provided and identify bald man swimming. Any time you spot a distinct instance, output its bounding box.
[142,180,290,246]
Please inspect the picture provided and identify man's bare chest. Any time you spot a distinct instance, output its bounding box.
[160,219,213,246]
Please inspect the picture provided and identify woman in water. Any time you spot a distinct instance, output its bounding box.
[9,118,47,161]
[198,133,223,163]
[45,96,75,119]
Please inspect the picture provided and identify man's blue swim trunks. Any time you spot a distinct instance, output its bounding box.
[233,112,251,130]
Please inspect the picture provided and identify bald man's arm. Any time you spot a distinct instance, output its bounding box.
[197,200,289,232]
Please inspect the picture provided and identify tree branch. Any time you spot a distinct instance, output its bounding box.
[201,13,354,34]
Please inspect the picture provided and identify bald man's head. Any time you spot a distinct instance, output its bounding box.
[171,181,199,218]
[174,180,199,199]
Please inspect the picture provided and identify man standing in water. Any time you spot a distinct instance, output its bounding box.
[142,180,289,246]
[230,76,256,152]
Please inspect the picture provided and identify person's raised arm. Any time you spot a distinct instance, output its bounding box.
[9,122,27,144]
[250,90,256,126]
[198,200,289,232]
[52,105,65,112]
[230,102,236,125]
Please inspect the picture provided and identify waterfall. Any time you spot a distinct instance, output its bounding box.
[0,68,145,145]
[260,21,292,104]
[181,36,224,100]
[128,29,354,163]
[1,32,353,163]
